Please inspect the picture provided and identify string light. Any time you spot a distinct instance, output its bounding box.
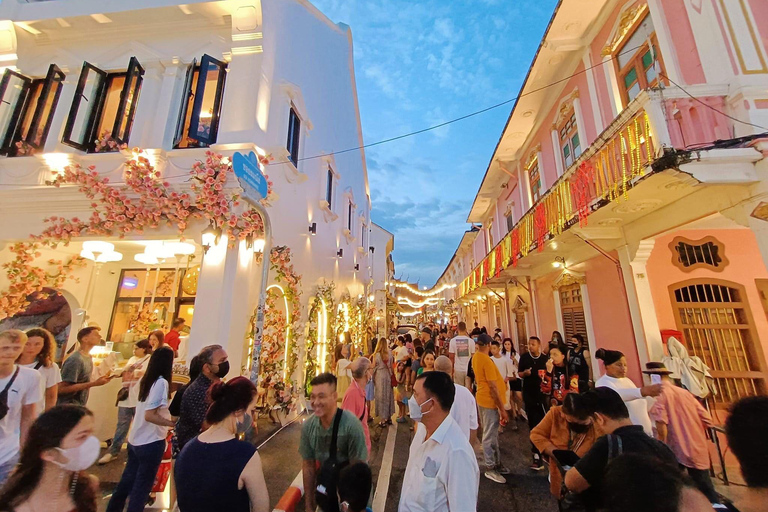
[267,284,291,382]
[397,296,442,308]
[390,281,456,297]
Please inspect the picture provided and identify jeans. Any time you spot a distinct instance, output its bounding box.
[106,440,165,512]
[525,399,547,455]
[479,406,501,470]
[684,466,720,503]
[109,406,136,456]
[0,454,19,488]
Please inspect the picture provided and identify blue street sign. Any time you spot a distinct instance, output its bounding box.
[232,151,269,203]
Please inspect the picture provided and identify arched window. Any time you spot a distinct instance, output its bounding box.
[670,279,767,406]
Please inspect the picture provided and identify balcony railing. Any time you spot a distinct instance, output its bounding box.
[461,103,656,297]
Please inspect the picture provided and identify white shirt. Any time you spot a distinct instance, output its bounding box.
[128,377,170,446]
[450,383,478,441]
[0,365,41,465]
[448,336,475,373]
[395,346,410,362]
[118,355,151,409]
[336,358,352,379]
[491,355,517,380]
[595,374,653,435]
[400,416,479,512]
[20,362,61,415]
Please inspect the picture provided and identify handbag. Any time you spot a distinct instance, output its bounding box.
[0,367,20,421]
[115,386,129,406]
[315,409,347,512]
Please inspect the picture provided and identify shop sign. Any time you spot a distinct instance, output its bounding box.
[233,151,269,204]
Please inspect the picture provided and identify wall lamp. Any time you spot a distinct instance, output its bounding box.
[354,263,360,271]
[201,223,222,253]
[337,249,343,258]
[552,256,566,268]
[369,246,375,254]
[308,222,317,235]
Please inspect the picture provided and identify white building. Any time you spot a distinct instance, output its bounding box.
[0,0,385,401]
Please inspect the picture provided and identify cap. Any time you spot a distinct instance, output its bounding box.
[642,362,673,375]
[421,327,432,336]
[476,333,494,346]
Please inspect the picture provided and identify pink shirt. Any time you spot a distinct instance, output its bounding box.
[649,381,712,469]
[342,379,370,455]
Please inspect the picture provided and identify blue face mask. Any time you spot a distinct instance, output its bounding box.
[408,396,432,421]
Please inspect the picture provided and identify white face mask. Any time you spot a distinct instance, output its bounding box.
[650,374,662,384]
[408,396,433,421]
[54,435,100,471]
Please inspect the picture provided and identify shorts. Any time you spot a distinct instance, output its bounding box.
[511,379,522,392]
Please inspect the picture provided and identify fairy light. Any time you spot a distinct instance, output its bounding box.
[318,298,328,374]
[390,281,457,297]
[397,297,442,308]
[267,284,291,382]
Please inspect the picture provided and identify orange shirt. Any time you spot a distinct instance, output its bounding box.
[473,351,506,409]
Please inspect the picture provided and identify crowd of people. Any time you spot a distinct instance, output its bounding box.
[0,319,764,512]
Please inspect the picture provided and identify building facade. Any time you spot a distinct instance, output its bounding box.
[440,0,768,405]
[0,0,387,395]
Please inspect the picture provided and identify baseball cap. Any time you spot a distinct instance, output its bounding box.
[476,333,494,346]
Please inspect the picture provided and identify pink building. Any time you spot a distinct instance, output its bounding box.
[437,0,768,406]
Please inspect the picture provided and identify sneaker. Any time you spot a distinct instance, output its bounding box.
[484,470,507,484]
[496,464,511,475]
[98,453,114,465]
[529,457,544,471]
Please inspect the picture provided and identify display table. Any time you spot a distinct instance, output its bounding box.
[87,377,123,442]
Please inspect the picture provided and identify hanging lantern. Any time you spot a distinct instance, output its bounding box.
[182,265,201,295]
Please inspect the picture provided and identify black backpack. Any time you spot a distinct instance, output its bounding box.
[315,409,349,512]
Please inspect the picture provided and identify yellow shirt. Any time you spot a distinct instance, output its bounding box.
[473,351,506,409]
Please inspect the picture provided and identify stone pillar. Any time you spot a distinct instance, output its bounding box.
[187,239,264,377]
[617,242,664,370]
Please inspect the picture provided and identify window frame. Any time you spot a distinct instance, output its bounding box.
[173,57,197,149]
[0,69,33,155]
[325,166,334,210]
[111,56,144,145]
[62,62,108,151]
[19,64,66,153]
[347,200,353,232]
[614,16,666,106]
[558,111,581,170]
[287,106,301,166]
[528,159,542,203]
[187,54,227,146]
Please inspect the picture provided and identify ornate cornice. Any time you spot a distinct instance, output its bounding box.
[552,89,580,130]
[552,270,586,290]
[602,3,649,57]
[525,144,542,170]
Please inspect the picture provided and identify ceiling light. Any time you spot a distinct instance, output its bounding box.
[82,241,114,254]
[134,253,159,265]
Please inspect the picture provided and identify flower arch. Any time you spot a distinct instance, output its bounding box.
[305,281,336,385]
[0,149,273,320]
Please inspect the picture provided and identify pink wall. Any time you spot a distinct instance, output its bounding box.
[749,0,768,59]
[659,0,706,84]
[583,252,643,383]
[646,229,768,370]
[534,272,559,342]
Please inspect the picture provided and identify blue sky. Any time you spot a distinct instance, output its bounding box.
[313,0,559,287]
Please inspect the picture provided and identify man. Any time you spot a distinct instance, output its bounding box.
[517,336,549,470]
[300,372,367,512]
[490,340,517,431]
[433,355,478,442]
[469,322,482,337]
[472,333,509,483]
[399,372,479,512]
[58,326,111,406]
[341,357,372,455]
[725,396,768,512]
[175,344,228,450]
[0,330,40,486]
[419,327,433,352]
[565,387,677,512]
[646,362,721,506]
[165,317,185,354]
[448,322,475,387]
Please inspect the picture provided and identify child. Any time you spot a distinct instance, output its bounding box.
[394,360,408,423]
[337,462,373,512]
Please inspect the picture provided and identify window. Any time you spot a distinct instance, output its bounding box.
[670,236,727,272]
[62,57,145,152]
[287,106,301,166]
[487,218,494,251]
[174,54,227,149]
[506,211,515,233]
[559,112,581,169]
[528,160,542,202]
[361,222,366,248]
[325,167,334,210]
[671,280,766,406]
[0,64,65,157]
[615,14,665,105]
[559,284,587,342]
[347,201,353,231]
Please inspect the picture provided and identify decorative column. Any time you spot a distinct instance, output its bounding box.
[617,242,664,369]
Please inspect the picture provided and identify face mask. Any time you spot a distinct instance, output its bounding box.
[408,396,433,421]
[236,412,252,434]
[54,435,100,471]
[213,361,230,379]
[650,374,662,384]
[567,421,591,434]
[567,341,578,349]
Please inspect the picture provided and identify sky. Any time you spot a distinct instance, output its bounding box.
[312,0,559,287]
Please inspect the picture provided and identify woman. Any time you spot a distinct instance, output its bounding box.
[530,393,602,499]
[393,360,408,423]
[148,330,165,352]
[594,348,660,436]
[342,358,372,454]
[567,334,592,392]
[372,338,395,428]
[98,338,153,465]
[551,331,564,346]
[416,350,435,376]
[541,345,578,407]
[502,338,523,421]
[175,377,269,512]
[335,344,352,400]
[106,347,175,512]
[0,405,99,512]
[18,328,61,412]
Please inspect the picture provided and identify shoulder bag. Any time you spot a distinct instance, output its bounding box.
[0,366,21,420]
[315,409,348,512]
